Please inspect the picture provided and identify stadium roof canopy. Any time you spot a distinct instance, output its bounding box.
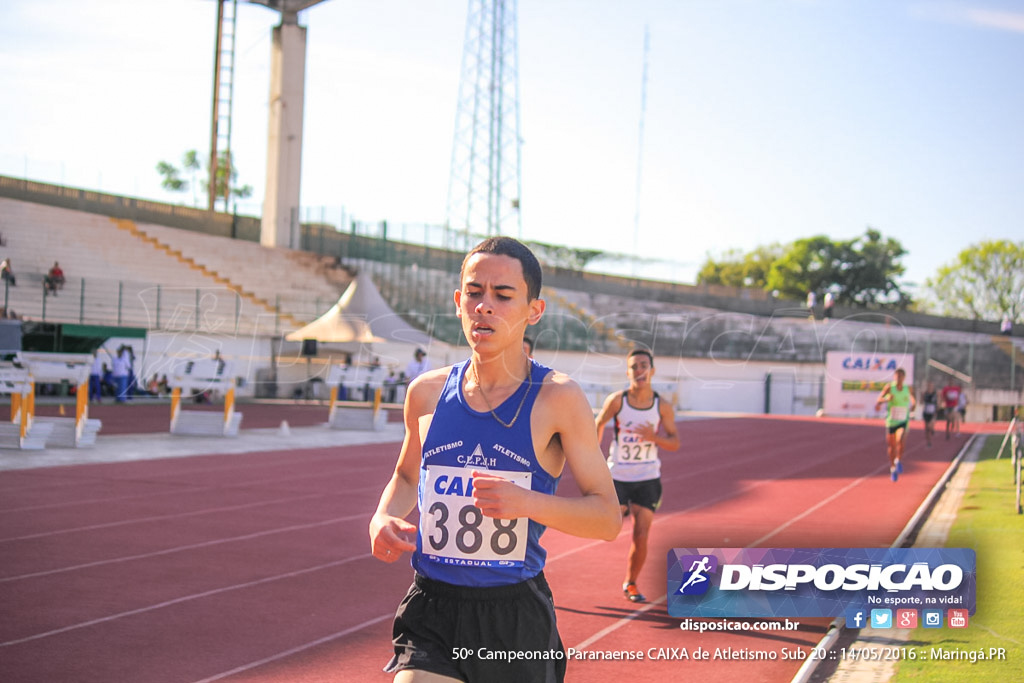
[285,271,433,346]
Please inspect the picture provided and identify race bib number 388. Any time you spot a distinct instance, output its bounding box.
[421,466,532,567]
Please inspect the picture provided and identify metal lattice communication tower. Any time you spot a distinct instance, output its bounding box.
[446,0,523,246]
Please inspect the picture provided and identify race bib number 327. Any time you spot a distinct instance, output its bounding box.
[421,466,532,567]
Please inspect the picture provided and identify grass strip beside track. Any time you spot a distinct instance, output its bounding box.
[893,436,1024,682]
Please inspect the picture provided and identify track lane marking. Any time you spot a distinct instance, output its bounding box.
[567,442,930,651]
[0,491,331,542]
[0,514,367,582]
[189,613,395,683]
[0,554,375,648]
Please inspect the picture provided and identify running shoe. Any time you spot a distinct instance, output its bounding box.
[895,460,903,474]
[891,468,899,482]
[623,583,646,603]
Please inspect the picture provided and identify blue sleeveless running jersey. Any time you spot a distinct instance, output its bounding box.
[413,358,559,587]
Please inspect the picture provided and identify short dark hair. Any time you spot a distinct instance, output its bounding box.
[461,237,542,301]
[628,348,654,367]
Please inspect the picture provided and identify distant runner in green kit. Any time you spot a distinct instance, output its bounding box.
[875,368,916,482]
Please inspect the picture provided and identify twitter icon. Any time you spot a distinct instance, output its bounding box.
[871,609,893,629]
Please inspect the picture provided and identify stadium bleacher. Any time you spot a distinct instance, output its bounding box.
[0,178,1020,419]
[0,197,348,336]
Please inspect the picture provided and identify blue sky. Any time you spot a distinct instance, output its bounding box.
[2,0,1022,294]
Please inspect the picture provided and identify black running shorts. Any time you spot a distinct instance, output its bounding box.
[887,421,909,435]
[613,478,662,512]
[385,572,566,682]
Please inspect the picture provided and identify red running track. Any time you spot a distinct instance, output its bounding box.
[0,414,977,682]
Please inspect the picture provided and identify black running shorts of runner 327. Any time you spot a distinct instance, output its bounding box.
[384,571,566,682]
[613,478,663,512]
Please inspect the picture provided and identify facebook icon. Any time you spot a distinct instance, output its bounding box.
[845,608,867,629]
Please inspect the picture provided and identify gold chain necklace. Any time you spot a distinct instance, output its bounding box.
[469,363,533,429]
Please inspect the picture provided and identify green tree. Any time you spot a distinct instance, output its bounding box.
[156,149,252,210]
[697,243,783,289]
[765,235,841,301]
[922,240,1024,321]
[837,228,909,307]
[697,228,910,307]
[155,161,185,192]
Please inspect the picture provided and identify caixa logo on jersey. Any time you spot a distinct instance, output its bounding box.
[667,548,976,619]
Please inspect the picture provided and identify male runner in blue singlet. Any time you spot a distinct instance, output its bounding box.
[595,349,680,603]
[369,237,621,682]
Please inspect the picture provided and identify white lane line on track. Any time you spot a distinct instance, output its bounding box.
[749,464,889,547]
[572,596,668,651]
[0,491,330,543]
[8,421,928,673]
[0,554,374,648]
[189,613,395,683]
[196,428,915,665]
[0,514,367,583]
[568,443,928,651]
[0,466,386,515]
[0,454,387,511]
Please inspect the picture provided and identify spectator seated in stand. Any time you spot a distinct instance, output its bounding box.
[44,262,65,296]
[1,258,16,287]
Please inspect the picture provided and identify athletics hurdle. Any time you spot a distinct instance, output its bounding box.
[20,352,102,448]
[0,365,54,449]
[326,363,387,431]
[169,358,243,437]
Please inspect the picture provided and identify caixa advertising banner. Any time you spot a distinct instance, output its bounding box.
[667,548,975,618]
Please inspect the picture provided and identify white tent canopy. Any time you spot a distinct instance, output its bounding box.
[285,271,434,346]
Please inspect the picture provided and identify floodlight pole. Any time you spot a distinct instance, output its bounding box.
[246,0,328,247]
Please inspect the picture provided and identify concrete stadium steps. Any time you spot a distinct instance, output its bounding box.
[110,218,304,330]
[549,288,1022,391]
[540,287,630,351]
[2,199,196,285]
[0,269,291,338]
[376,263,1019,392]
[991,335,1024,370]
[342,257,618,350]
[0,198,346,335]
[135,221,346,306]
[3,195,1018,395]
